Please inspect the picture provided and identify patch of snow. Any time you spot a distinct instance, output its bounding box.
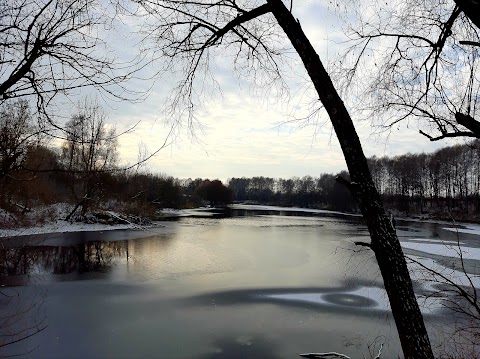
[266,287,388,308]
[408,255,480,289]
[401,238,480,310]
[0,203,158,238]
[159,208,182,214]
[401,241,480,260]
[402,238,464,246]
[0,220,135,238]
[263,285,442,314]
[230,204,360,217]
[444,224,480,236]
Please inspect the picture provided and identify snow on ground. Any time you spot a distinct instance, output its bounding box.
[444,224,480,236]
[0,203,144,238]
[230,204,361,217]
[0,220,135,238]
[401,241,480,260]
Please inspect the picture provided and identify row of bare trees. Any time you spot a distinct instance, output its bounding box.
[369,141,480,217]
[0,0,149,223]
[2,0,480,356]
[228,172,354,211]
[0,99,182,226]
[225,141,480,218]
[0,100,115,218]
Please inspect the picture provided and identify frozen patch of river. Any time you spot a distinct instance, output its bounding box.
[2,206,480,358]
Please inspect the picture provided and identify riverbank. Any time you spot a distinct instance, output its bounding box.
[0,203,153,238]
[2,203,480,239]
[0,220,137,238]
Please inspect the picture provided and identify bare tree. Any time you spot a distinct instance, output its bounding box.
[134,0,433,357]
[61,100,118,219]
[0,101,38,178]
[0,100,44,210]
[454,0,480,30]
[0,0,141,119]
[335,0,480,142]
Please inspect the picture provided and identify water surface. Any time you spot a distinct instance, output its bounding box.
[1,207,477,358]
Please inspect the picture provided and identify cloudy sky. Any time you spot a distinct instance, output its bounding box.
[95,1,455,182]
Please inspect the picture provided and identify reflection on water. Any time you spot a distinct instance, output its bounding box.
[198,336,279,359]
[1,208,479,358]
[0,240,127,277]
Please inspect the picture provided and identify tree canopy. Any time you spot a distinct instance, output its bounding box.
[134,1,435,356]
[0,0,141,120]
[335,0,480,141]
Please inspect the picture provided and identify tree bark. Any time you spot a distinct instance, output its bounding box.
[455,112,480,137]
[266,0,434,357]
[454,0,480,30]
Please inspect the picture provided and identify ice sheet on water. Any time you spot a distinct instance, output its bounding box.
[443,224,480,236]
[230,204,360,217]
[263,285,442,315]
[401,241,480,260]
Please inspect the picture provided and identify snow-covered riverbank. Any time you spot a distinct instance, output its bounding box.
[3,203,480,239]
[0,220,137,238]
[0,203,155,238]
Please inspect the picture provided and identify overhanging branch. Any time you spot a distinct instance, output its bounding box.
[454,0,480,30]
[455,112,480,136]
[419,129,478,141]
[459,40,480,47]
[205,3,271,46]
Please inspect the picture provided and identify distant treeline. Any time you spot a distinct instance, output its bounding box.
[226,140,480,220]
[369,141,480,218]
[227,171,354,212]
[0,143,185,220]
[3,141,480,224]
[2,98,479,222]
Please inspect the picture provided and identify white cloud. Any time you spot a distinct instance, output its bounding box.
[95,1,461,181]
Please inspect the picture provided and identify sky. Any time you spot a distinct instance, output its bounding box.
[86,0,458,182]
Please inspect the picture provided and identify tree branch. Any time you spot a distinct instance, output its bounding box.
[419,129,478,141]
[205,3,271,46]
[455,112,480,136]
[459,40,480,47]
[454,0,480,30]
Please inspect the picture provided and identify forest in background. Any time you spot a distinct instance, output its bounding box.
[2,100,480,227]
[230,141,480,220]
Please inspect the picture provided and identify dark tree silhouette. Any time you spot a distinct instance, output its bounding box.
[136,0,433,357]
[61,101,118,219]
[0,0,140,119]
[196,179,232,206]
[0,100,45,211]
[335,0,480,142]
[0,101,38,180]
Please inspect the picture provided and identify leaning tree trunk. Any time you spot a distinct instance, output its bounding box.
[267,0,434,357]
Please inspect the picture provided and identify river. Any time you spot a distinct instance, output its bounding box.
[1,205,479,358]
